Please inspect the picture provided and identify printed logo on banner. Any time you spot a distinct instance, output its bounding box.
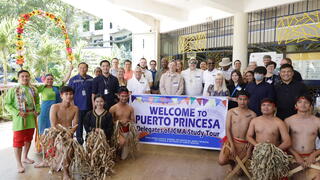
[130,95,228,150]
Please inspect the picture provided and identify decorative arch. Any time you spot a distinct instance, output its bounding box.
[16,9,74,67]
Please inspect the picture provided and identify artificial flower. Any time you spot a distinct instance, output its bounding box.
[16,27,24,34]
[21,14,30,21]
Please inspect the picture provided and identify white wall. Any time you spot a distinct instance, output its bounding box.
[132,32,157,67]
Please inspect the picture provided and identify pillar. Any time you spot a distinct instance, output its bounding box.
[232,12,248,71]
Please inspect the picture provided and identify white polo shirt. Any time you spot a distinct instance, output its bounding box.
[127,76,150,94]
[181,68,203,96]
[141,69,153,84]
[202,69,219,96]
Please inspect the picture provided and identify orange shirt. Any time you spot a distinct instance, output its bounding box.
[124,70,133,80]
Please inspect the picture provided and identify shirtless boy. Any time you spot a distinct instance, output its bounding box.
[218,91,256,166]
[285,95,320,180]
[109,86,135,160]
[246,98,291,150]
[35,86,78,180]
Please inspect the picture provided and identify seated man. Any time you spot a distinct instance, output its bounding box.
[218,91,256,170]
[285,95,320,180]
[109,87,138,160]
[35,86,78,180]
[246,98,291,150]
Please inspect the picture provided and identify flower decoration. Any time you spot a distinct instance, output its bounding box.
[16,9,74,66]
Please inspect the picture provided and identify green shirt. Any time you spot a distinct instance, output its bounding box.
[38,86,56,101]
[4,85,40,131]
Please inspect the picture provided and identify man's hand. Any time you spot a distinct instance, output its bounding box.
[118,134,126,146]
[70,124,78,134]
[19,112,27,118]
[230,144,236,157]
[69,63,74,71]
[33,112,39,117]
[295,155,306,168]
[306,153,317,167]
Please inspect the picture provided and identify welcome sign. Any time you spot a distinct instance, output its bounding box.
[130,95,228,150]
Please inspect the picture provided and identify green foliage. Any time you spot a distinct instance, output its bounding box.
[0,0,89,83]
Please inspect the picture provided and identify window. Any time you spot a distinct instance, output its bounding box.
[83,20,90,32]
[110,36,113,46]
[95,19,103,30]
[110,22,113,29]
[93,39,103,47]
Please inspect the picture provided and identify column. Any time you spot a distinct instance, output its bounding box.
[232,12,248,71]
[152,19,161,67]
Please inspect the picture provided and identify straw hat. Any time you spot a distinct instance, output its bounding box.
[219,57,232,67]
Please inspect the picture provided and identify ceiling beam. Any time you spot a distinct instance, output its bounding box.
[108,0,188,21]
[244,0,303,12]
[199,0,244,14]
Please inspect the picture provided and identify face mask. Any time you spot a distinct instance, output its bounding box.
[254,74,264,81]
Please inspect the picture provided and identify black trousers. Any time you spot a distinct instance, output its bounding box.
[76,109,90,145]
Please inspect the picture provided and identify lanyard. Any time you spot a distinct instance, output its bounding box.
[231,85,240,97]
[103,76,109,89]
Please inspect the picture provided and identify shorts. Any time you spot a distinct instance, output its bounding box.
[13,128,35,148]
[221,136,250,161]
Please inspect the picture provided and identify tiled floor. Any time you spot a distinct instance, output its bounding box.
[0,122,232,180]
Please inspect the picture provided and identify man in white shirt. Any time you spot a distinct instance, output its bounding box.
[181,58,203,96]
[139,58,153,87]
[219,57,233,81]
[203,58,219,96]
[127,66,150,94]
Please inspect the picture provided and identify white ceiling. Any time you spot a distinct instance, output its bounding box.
[62,0,303,33]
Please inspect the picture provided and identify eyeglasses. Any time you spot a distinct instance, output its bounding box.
[208,63,214,64]
[190,62,197,64]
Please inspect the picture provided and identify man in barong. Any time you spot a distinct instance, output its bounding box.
[5,70,40,173]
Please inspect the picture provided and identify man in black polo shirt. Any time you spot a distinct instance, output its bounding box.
[280,58,302,82]
[92,60,119,110]
[245,66,275,115]
[275,64,307,120]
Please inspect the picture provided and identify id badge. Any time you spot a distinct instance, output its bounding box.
[104,89,109,95]
[82,90,86,96]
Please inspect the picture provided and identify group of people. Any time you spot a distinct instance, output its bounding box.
[218,92,319,179]
[4,54,314,179]
[112,55,306,120]
[4,60,135,179]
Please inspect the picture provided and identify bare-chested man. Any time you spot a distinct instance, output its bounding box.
[218,91,256,167]
[109,86,135,160]
[246,98,291,150]
[35,86,78,180]
[285,95,320,180]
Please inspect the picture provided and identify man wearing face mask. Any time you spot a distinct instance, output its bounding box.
[245,66,275,115]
